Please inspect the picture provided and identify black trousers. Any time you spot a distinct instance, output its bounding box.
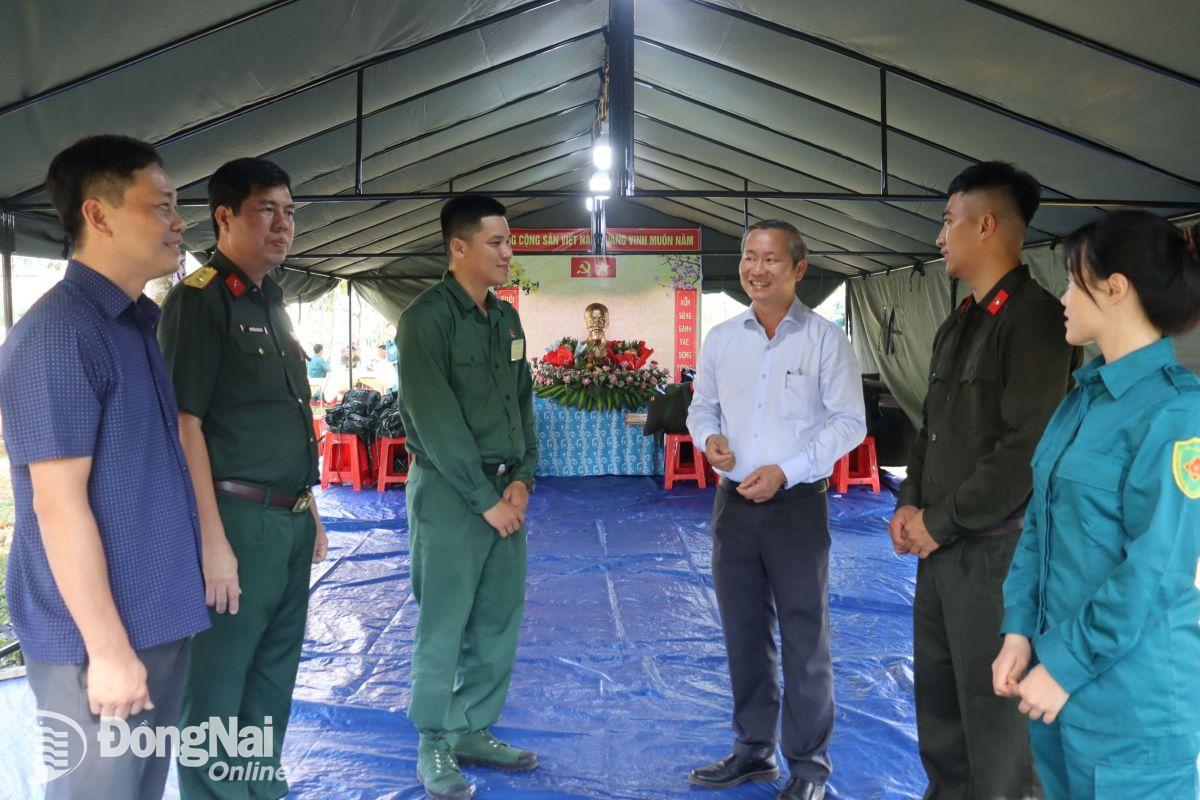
[711,480,833,784]
[914,533,1042,800]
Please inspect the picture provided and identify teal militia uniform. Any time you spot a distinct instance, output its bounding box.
[1002,338,1200,799]
[158,250,319,799]
[396,275,537,743]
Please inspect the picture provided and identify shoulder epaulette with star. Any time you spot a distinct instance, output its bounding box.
[182,266,218,289]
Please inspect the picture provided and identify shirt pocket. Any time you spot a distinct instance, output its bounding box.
[780,373,820,419]
[1053,446,1126,552]
[450,353,492,399]
[230,333,282,399]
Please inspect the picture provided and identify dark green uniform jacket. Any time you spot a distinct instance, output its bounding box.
[898,265,1080,544]
[396,274,537,512]
[158,250,318,490]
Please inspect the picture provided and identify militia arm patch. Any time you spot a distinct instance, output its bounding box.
[1173,437,1200,499]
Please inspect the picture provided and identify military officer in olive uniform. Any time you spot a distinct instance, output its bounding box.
[158,158,327,799]
[888,162,1079,800]
[396,195,538,800]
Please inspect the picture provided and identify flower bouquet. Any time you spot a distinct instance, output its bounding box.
[533,337,669,411]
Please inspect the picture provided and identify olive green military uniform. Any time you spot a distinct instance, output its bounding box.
[158,250,319,800]
[396,274,537,744]
[898,265,1080,799]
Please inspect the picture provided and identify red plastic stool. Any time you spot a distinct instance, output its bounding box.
[831,435,881,493]
[376,436,414,492]
[321,432,372,490]
[664,433,709,489]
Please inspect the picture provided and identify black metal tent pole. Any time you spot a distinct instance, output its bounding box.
[0,0,304,120]
[9,189,1195,213]
[347,280,354,388]
[354,69,365,195]
[962,0,1200,92]
[288,249,935,259]
[677,0,1200,192]
[879,69,889,195]
[609,0,636,198]
[1,212,15,333]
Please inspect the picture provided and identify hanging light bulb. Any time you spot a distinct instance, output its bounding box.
[592,135,612,170]
[588,170,611,194]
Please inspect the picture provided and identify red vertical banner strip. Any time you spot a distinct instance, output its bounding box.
[674,288,698,377]
[496,286,519,310]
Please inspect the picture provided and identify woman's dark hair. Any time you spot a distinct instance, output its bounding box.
[1063,210,1200,336]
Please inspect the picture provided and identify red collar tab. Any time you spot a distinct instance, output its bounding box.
[958,297,972,315]
[986,289,1010,316]
[224,273,246,298]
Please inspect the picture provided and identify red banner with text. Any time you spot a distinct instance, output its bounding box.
[510,228,700,253]
[674,288,698,375]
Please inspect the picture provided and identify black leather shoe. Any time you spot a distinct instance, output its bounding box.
[777,777,826,800]
[688,753,780,788]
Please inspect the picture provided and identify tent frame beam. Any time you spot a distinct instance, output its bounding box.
[172,32,604,194]
[634,152,931,259]
[635,40,1113,220]
[288,137,593,256]
[0,0,305,120]
[633,139,935,252]
[962,0,1200,92]
[8,191,1194,212]
[5,0,572,203]
[677,0,1200,192]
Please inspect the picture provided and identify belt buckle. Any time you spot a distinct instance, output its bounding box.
[496,463,508,476]
[292,489,313,514]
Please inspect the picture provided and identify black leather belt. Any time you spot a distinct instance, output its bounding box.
[719,476,827,500]
[411,454,513,477]
[214,480,313,513]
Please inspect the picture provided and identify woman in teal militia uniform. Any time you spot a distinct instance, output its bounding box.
[993,210,1200,799]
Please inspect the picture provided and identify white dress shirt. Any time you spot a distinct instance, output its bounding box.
[687,299,867,487]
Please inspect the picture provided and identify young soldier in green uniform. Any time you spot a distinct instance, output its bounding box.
[396,195,538,800]
[158,158,328,799]
[995,212,1200,799]
[888,162,1079,799]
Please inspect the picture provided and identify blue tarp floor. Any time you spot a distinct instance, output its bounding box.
[0,476,923,799]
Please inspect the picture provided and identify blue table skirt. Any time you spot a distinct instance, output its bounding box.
[533,396,665,477]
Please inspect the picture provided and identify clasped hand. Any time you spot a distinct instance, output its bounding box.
[887,505,940,558]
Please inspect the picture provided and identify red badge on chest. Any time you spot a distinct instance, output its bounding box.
[224,273,245,297]
[986,289,1010,316]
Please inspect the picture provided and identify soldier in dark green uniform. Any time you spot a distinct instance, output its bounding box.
[158,158,327,799]
[396,195,538,800]
[888,162,1079,800]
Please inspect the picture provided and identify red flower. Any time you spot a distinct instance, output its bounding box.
[542,345,575,367]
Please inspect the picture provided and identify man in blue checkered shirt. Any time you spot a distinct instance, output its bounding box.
[0,135,210,799]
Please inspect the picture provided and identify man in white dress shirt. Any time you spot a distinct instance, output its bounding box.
[686,220,866,800]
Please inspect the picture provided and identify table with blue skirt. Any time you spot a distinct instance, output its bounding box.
[533,396,664,477]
